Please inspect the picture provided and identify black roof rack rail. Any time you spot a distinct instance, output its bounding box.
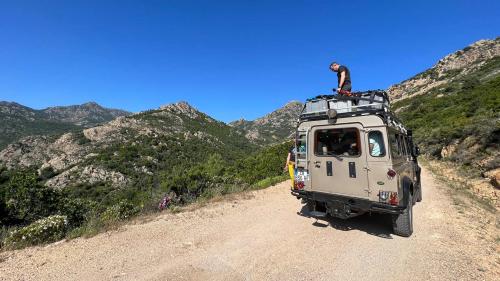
[298,90,408,133]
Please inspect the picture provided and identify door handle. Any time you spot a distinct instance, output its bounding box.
[314,161,321,168]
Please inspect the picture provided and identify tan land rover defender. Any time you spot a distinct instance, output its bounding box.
[291,91,422,237]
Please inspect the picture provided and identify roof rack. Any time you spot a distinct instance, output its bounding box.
[299,90,408,133]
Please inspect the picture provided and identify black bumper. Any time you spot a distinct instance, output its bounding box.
[291,189,406,215]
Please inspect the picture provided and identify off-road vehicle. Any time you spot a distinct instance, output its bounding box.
[291,91,422,237]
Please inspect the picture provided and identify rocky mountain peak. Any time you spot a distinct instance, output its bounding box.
[0,101,37,119]
[80,101,101,108]
[159,101,201,119]
[229,101,303,145]
[42,102,130,126]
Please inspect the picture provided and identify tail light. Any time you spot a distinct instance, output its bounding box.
[379,191,398,205]
[389,193,399,205]
[294,181,305,190]
[387,169,397,179]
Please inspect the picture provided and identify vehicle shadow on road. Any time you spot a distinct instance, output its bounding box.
[297,206,394,239]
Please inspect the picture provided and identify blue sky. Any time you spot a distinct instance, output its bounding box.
[0,0,499,122]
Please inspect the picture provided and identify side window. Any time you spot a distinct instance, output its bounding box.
[399,135,407,156]
[404,136,410,156]
[368,131,386,157]
[315,128,361,157]
[390,133,400,158]
[296,133,307,160]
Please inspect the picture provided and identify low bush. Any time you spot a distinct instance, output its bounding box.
[58,198,96,228]
[101,200,141,223]
[4,215,68,249]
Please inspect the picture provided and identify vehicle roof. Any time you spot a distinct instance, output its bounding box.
[298,91,409,134]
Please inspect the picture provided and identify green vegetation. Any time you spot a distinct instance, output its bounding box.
[4,215,68,249]
[393,58,500,172]
[0,117,81,150]
[0,139,292,249]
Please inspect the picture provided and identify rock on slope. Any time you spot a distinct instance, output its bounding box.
[229,101,303,145]
[388,38,500,102]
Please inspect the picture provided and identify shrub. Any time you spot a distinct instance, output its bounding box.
[58,198,96,228]
[39,166,57,180]
[101,200,141,223]
[4,171,61,224]
[3,215,68,249]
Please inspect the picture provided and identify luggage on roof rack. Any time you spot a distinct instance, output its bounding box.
[300,90,391,121]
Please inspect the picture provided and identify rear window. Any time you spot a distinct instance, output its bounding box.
[315,128,360,157]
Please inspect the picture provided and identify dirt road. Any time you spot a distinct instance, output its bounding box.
[1,168,498,281]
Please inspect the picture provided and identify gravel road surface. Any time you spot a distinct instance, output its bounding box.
[1,167,498,281]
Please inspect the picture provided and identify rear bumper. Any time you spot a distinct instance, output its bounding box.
[291,189,405,215]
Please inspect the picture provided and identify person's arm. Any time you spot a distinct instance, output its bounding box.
[338,71,346,89]
[284,153,291,170]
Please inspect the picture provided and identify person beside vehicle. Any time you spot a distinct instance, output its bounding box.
[330,62,352,93]
[284,146,296,188]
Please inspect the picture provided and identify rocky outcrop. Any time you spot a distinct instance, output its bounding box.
[388,38,500,102]
[484,168,500,188]
[45,165,129,189]
[160,101,202,120]
[229,101,303,145]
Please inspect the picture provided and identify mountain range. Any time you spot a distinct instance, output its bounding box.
[0,37,498,190]
[0,101,130,150]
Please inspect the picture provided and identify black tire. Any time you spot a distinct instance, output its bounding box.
[416,185,422,202]
[416,168,422,202]
[392,193,414,237]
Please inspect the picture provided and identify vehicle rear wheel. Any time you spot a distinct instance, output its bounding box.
[416,185,422,202]
[392,193,414,237]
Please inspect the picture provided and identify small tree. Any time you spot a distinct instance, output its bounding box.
[5,171,60,224]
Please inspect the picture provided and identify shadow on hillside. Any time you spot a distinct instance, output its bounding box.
[297,205,394,239]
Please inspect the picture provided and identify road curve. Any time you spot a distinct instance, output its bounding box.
[0,167,498,281]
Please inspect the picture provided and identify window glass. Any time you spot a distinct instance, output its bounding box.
[397,135,405,156]
[315,128,360,157]
[403,136,410,156]
[368,131,386,157]
[390,133,400,158]
[296,134,307,160]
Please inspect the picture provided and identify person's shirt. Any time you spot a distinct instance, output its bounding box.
[369,137,381,156]
[337,65,352,86]
[289,146,296,162]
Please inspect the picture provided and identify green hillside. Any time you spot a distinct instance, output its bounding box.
[393,57,500,173]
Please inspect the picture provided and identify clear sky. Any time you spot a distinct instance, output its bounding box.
[0,0,499,122]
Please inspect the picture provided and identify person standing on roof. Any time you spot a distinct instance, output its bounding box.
[330,62,352,93]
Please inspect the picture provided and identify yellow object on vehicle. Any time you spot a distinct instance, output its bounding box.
[288,163,295,188]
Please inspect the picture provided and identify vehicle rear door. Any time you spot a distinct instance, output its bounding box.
[309,123,370,199]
